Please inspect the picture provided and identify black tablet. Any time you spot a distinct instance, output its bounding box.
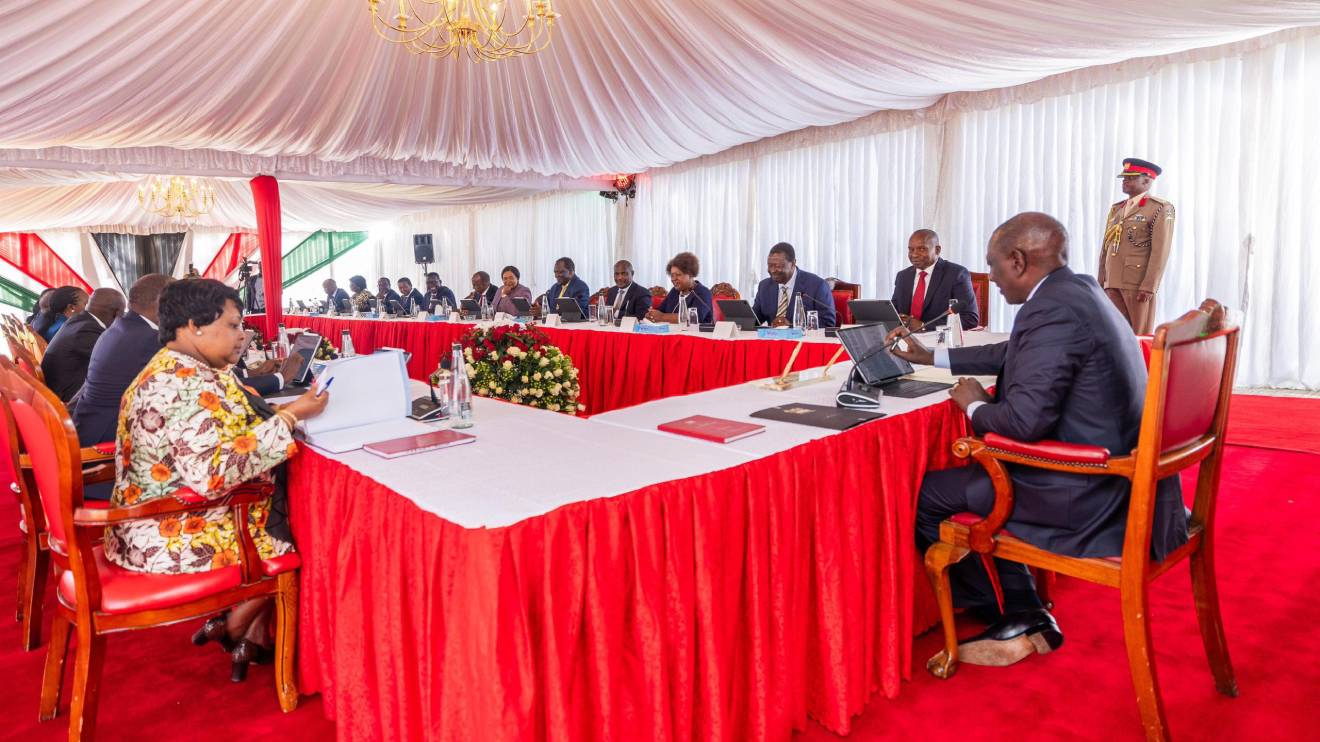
[715,299,760,330]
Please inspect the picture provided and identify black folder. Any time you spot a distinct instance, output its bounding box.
[750,403,885,430]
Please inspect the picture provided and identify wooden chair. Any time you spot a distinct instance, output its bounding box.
[649,285,667,309]
[6,336,45,383]
[0,359,113,651]
[969,272,990,328]
[0,361,301,741]
[709,282,740,321]
[826,278,860,325]
[922,300,1239,741]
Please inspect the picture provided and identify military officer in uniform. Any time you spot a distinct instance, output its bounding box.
[1098,158,1175,334]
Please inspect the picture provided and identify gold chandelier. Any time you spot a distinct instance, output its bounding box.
[368,0,560,62]
[136,176,216,222]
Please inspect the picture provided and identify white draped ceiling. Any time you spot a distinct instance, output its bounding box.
[1,1,1319,231]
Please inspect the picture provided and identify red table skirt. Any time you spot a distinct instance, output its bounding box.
[255,316,844,416]
[286,400,969,741]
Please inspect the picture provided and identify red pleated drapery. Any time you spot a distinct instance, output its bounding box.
[250,176,283,338]
[202,233,261,282]
[0,232,93,292]
[285,399,967,741]
[254,315,844,416]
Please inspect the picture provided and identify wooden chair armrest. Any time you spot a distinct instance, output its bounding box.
[73,482,276,526]
[22,445,115,469]
[81,463,115,485]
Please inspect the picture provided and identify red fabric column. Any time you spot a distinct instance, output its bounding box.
[250,176,283,338]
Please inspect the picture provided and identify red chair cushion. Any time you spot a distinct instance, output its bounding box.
[984,432,1110,464]
[92,442,116,456]
[651,294,665,309]
[1137,335,1153,368]
[58,545,300,615]
[832,290,853,325]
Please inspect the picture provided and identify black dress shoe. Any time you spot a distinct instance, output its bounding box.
[230,639,274,683]
[191,613,236,653]
[958,608,1064,667]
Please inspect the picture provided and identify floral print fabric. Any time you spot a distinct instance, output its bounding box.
[105,349,298,574]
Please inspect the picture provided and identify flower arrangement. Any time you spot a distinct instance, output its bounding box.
[432,324,584,414]
[313,336,339,361]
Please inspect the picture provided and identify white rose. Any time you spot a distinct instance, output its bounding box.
[569,369,578,378]
[533,372,542,381]
[488,381,497,389]
[539,357,550,367]
[553,368,563,378]
[551,383,562,394]
[502,360,513,369]
[521,375,529,383]
[495,386,504,394]
[511,396,523,404]
[465,363,476,375]
[534,388,543,398]
[548,403,560,412]
[577,404,586,411]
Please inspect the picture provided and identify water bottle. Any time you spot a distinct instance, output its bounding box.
[793,293,806,329]
[478,294,490,321]
[449,343,473,428]
[340,329,355,357]
[677,294,689,329]
[275,323,290,359]
[540,294,551,318]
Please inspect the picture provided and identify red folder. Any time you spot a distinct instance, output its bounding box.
[363,429,476,459]
[656,415,765,443]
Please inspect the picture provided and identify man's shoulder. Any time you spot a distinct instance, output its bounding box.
[796,269,829,289]
[894,264,915,280]
[936,259,972,280]
[1145,194,1174,207]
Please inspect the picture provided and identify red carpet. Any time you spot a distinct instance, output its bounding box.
[1,401,1316,741]
[1225,394,1320,454]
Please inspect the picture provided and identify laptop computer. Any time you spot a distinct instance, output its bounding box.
[555,297,587,322]
[835,324,953,399]
[715,299,761,331]
[459,298,480,313]
[509,297,532,315]
[848,299,903,332]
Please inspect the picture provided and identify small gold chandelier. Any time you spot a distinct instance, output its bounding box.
[136,176,216,222]
[368,0,560,62]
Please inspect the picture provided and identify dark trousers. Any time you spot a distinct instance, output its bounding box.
[915,465,1042,616]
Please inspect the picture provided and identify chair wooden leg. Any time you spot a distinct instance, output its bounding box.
[924,541,970,679]
[15,531,29,623]
[1032,567,1057,610]
[1190,540,1237,697]
[40,613,72,721]
[274,572,300,713]
[67,625,106,742]
[22,545,49,651]
[1120,583,1171,742]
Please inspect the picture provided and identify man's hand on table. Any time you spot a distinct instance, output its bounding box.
[949,378,992,412]
[884,326,934,366]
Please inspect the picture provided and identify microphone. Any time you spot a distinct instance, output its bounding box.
[794,290,840,326]
[887,299,966,350]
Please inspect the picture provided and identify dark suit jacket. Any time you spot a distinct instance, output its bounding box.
[71,312,162,446]
[423,286,458,313]
[947,266,1187,560]
[659,281,714,324]
[604,283,652,321]
[376,289,401,314]
[891,259,980,329]
[466,284,499,306]
[40,312,106,402]
[546,275,591,315]
[323,288,351,313]
[398,288,427,313]
[751,269,837,327]
[233,359,283,396]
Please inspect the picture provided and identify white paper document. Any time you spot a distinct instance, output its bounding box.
[299,351,432,453]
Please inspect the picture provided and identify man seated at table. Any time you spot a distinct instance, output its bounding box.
[376,276,401,314]
[891,229,979,330]
[322,278,350,314]
[604,260,651,321]
[423,271,458,313]
[72,274,171,450]
[539,257,591,316]
[888,212,1186,667]
[396,277,427,314]
[751,242,836,327]
[40,287,126,403]
[464,271,500,311]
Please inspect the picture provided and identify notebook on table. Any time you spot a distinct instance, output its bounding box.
[299,350,438,453]
[363,429,475,459]
[656,415,765,443]
[750,403,885,430]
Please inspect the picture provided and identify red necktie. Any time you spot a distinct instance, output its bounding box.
[911,270,928,320]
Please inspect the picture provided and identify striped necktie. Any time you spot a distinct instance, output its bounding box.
[775,285,789,319]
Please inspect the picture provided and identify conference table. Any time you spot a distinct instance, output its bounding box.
[280,328,1005,742]
[251,313,847,415]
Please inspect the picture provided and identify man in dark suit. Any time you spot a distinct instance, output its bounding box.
[423,272,458,313]
[40,288,126,402]
[464,271,500,308]
[751,242,836,327]
[540,257,590,316]
[604,260,651,321]
[72,274,172,450]
[396,277,427,314]
[889,213,1186,667]
[891,229,980,330]
[376,276,402,314]
[322,279,350,314]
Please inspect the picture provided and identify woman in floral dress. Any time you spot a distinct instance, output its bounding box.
[108,279,328,679]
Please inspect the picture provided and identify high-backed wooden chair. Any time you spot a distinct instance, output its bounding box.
[6,336,45,383]
[649,285,667,309]
[826,278,861,325]
[709,282,740,321]
[969,272,990,328]
[0,361,301,741]
[0,359,113,651]
[923,300,1239,741]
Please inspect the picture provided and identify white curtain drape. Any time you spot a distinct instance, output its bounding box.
[347,28,1320,388]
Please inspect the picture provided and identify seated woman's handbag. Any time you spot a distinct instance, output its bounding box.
[236,384,295,544]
